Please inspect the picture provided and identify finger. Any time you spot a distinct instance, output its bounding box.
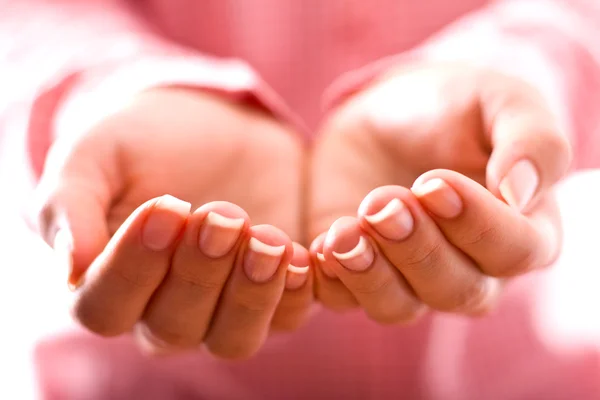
[34,133,120,288]
[480,73,572,211]
[310,232,359,312]
[412,169,560,277]
[357,186,500,315]
[271,242,315,332]
[135,202,249,354]
[323,217,426,324]
[71,195,191,336]
[204,224,293,360]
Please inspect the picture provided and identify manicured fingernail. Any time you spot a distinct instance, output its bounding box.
[198,211,244,258]
[332,236,374,272]
[364,198,413,241]
[499,159,539,212]
[316,252,336,278]
[53,228,79,291]
[413,178,463,219]
[243,237,286,283]
[285,265,309,290]
[142,195,191,251]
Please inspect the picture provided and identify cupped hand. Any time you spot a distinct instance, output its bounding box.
[34,88,313,359]
[309,63,571,321]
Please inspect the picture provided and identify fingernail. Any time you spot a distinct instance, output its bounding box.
[53,228,79,291]
[332,236,374,272]
[413,178,463,219]
[142,195,191,251]
[364,198,414,241]
[198,211,245,258]
[499,159,539,212]
[316,252,326,263]
[285,265,309,290]
[243,237,286,283]
[316,252,336,278]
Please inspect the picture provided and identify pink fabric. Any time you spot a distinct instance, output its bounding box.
[2,0,600,398]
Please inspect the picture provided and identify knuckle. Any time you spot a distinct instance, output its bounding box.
[145,328,195,349]
[271,298,313,332]
[404,241,444,273]
[70,299,122,337]
[542,131,573,178]
[112,264,165,289]
[367,302,424,325]
[350,274,395,297]
[271,312,309,332]
[459,221,498,248]
[547,130,572,160]
[457,280,491,312]
[319,297,359,313]
[233,291,276,314]
[434,278,491,313]
[270,319,297,332]
[174,269,226,293]
[497,246,538,277]
[206,339,259,361]
[315,285,359,312]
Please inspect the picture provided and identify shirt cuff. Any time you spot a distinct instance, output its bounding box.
[56,54,306,141]
[29,53,306,179]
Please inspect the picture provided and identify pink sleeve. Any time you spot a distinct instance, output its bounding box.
[327,0,600,170]
[0,0,297,182]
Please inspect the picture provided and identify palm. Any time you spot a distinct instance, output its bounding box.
[309,66,493,239]
[100,89,304,242]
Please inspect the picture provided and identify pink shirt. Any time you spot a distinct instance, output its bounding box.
[3,1,600,398]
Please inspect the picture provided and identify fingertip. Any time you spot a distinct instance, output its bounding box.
[357,185,413,218]
[486,122,572,211]
[248,224,294,257]
[323,216,361,256]
[36,186,112,290]
[497,159,540,212]
[309,232,336,279]
[272,245,315,330]
[411,169,465,191]
[242,224,294,283]
[325,217,376,273]
[157,194,192,215]
[291,242,310,267]
[140,196,191,251]
[192,201,249,258]
[309,231,328,255]
[412,178,463,219]
[410,169,512,219]
[286,265,310,291]
[194,201,250,222]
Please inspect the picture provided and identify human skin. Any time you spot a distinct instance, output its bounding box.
[34,87,312,359]
[309,63,571,322]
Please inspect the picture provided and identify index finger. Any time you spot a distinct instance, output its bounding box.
[412,169,560,277]
[71,195,190,336]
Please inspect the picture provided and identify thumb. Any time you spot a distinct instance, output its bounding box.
[481,75,573,212]
[33,135,118,289]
